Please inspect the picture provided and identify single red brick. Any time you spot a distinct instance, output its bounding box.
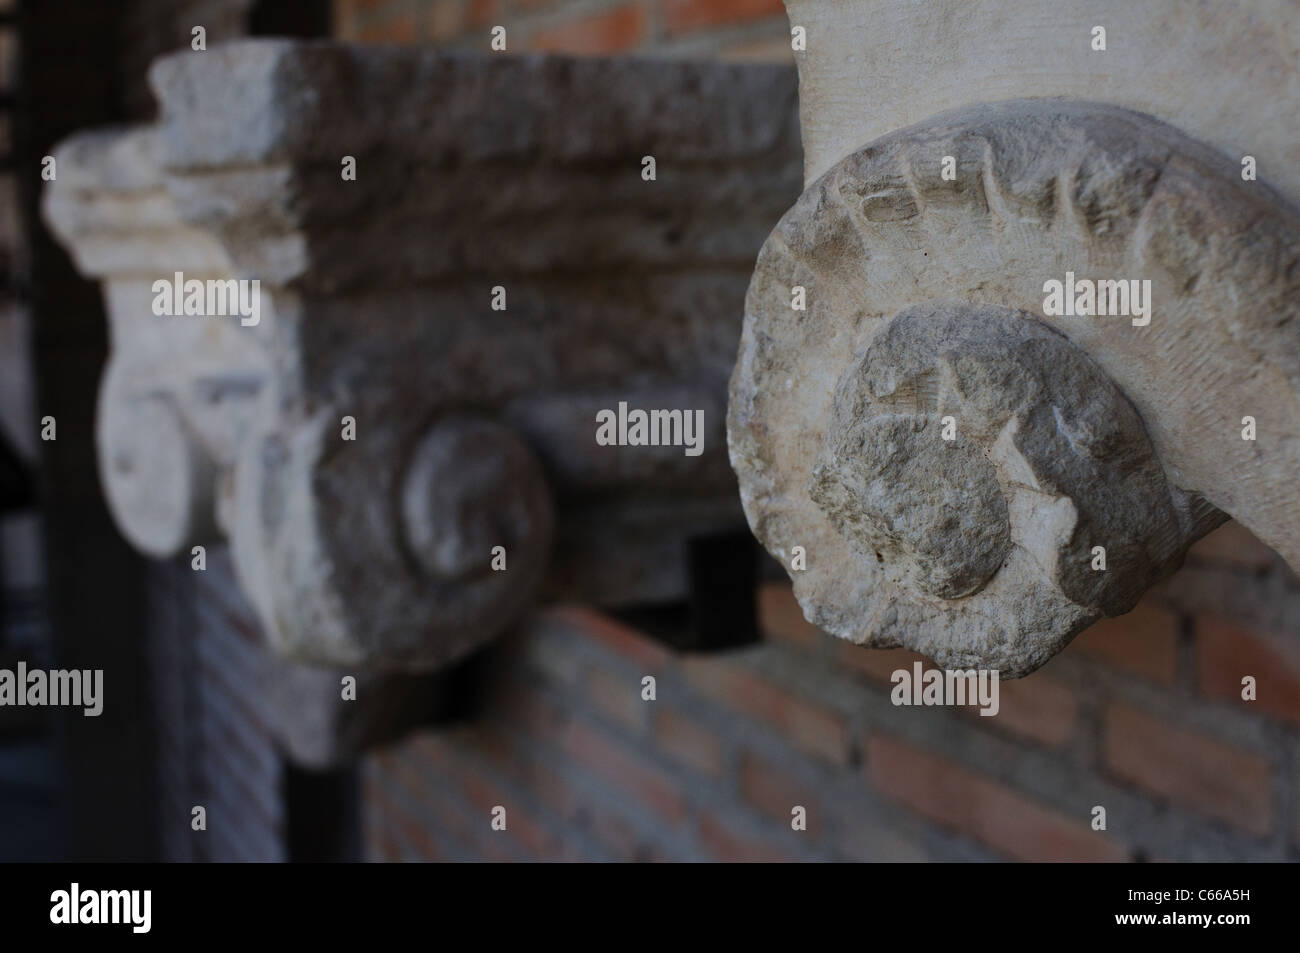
[1068,599,1179,683]
[466,0,498,27]
[542,604,674,671]
[682,655,852,765]
[356,12,418,43]
[698,811,794,862]
[662,0,785,34]
[867,734,1127,862]
[653,708,726,778]
[1187,521,1278,573]
[757,581,817,647]
[739,750,817,835]
[530,3,647,54]
[558,717,688,824]
[1197,616,1300,723]
[1103,701,1273,835]
[427,0,468,41]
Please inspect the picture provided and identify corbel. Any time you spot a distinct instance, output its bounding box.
[43,41,804,684]
[727,1,1300,676]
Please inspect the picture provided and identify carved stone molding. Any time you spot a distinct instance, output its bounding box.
[44,41,803,673]
[729,5,1300,676]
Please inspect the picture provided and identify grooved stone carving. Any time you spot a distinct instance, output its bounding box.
[729,99,1299,676]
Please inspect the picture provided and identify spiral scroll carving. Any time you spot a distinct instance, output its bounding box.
[728,99,1300,676]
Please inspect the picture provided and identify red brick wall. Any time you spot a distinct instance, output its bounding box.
[334,0,795,62]
[366,522,1300,862]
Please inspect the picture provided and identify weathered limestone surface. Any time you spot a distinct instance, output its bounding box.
[784,0,1300,198]
[47,127,271,560]
[45,42,804,676]
[730,98,1299,676]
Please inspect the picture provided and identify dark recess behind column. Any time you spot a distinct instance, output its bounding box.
[286,765,362,862]
[250,0,333,38]
[16,0,157,861]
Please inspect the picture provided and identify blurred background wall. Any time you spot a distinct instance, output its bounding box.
[2,0,1297,862]
[334,0,794,61]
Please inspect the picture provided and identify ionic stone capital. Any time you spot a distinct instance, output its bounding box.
[729,97,1300,676]
[44,42,803,673]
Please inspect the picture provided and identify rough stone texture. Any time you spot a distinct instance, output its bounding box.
[400,418,552,584]
[44,42,804,673]
[729,99,1299,676]
[804,302,1215,673]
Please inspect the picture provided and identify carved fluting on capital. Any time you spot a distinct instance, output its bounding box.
[729,100,1299,676]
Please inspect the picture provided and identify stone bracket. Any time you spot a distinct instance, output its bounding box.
[728,95,1300,677]
[43,40,803,679]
